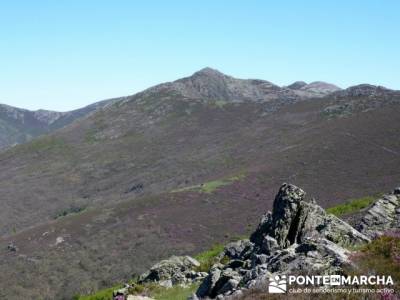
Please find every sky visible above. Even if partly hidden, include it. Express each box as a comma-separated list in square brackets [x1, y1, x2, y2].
[0, 1, 399, 111]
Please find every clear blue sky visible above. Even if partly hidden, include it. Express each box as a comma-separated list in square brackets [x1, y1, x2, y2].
[0, 1, 399, 111]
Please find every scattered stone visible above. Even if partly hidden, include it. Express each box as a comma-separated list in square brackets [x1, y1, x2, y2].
[7, 242, 18, 252]
[394, 187, 400, 195]
[196, 267, 222, 298]
[55, 236, 65, 246]
[113, 284, 131, 298]
[125, 183, 144, 194]
[139, 255, 203, 286]
[223, 240, 254, 260]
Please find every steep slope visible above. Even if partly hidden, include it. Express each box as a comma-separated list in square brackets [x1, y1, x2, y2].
[0, 98, 117, 150]
[0, 69, 400, 299]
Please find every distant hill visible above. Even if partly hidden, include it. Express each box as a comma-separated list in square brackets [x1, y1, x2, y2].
[0, 98, 119, 150]
[0, 68, 399, 299]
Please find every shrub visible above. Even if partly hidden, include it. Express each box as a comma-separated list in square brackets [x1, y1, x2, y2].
[348, 233, 400, 297]
[194, 244, 225, 272]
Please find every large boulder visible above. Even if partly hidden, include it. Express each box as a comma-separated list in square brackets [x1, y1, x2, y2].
[196, 265, 242, 299]
[223, 240, 254, 260]
[252, 183, 369, 248]
[139, 255, 204, 287]
[356, 188, 400, 238]
[266, 237, 351, 275]
[269, 183, 307, 247]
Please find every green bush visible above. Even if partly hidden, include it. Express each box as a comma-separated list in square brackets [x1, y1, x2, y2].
[76, 285, 120, 300]
[194, 244, 225, 272]
[54, 205, 86, 219]
[152, 284, 199, 300]
[171, 173, 246, 194]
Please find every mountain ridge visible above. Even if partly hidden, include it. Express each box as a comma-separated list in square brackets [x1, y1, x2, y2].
[2, 68, 398, 151]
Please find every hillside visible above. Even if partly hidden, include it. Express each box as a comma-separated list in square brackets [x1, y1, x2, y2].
[0, 68, 400, 299]
[0, 98, 118, 150]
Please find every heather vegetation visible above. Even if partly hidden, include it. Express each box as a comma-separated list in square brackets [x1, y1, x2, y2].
[352, 232, 400, 290]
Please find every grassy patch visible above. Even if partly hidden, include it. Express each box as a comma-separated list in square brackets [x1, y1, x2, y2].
[326, 195, 376, 217]
[213, 100, 229, 109]
[194, 244, 225, 272]
[152, 284, 199, 300]
[75, 285, 120, 300]
[76, 241, 234, 299]
[172, 173, 245, 194]
[76, 283, 199, 300]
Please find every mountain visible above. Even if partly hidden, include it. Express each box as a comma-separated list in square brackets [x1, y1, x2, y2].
[146, 68, 341, 103]
[0, 68, 399, 299]
[287, 80, 341, 97]
[0, 98, 118, 150]
[0, 68, 342, 151]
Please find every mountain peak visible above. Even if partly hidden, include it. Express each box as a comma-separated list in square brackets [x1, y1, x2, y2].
[305, 81, 341, 92]
[287, 81, 307, 90]
[286, 80, 341, 97]
[191, 67, 227, 78]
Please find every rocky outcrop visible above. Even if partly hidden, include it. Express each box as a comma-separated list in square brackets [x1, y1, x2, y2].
[356, 188, 400, 238]
[287, 81, 341, 97]
[194, 183, 370, 299]
[138, 255, 206, 288]
[323, 84, 400, 117]
[333, 84, 398, 98]
[122, 183, 400, 300]
[251, 183, 370, 248]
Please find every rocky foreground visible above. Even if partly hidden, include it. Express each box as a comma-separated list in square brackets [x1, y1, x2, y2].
[116, 183, 400, 299]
